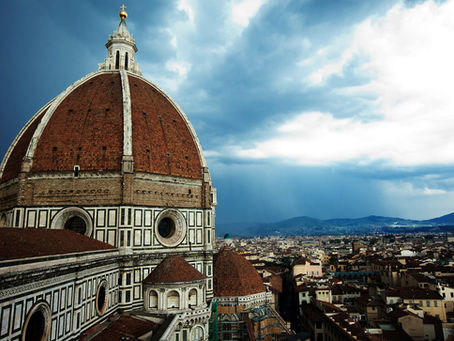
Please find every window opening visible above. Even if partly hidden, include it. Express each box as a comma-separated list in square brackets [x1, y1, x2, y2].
[121, 208, 125, 225]
[125, 52, 129, 70]
[115, 51, 120, 69]
[64, 216, 86, 235]
[74, 165, 80, 177]
[15, 210, 20, 226]
[120, 231, 124, 247]
[96, 282, 108, 315]
[158, 217, 175, 238]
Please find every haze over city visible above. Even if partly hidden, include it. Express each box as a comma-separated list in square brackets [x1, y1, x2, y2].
[2, 0, 454, 226]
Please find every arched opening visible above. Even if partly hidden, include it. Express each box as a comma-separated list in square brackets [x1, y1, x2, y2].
[115, 50, 120, 69]
[149, 290, 158, 309]
[22, 302, 51, 341]
[96, 281, 108, 315]
[64, 216, 87, 235]
[191, 326, 204, 341]
[188, 288, 197, 307]
[125, 52, 129, 70]
[167, 290, 179, 309]
[158, 217, 175, 238]
[25, 310, 45, 341]
[0, 213, 7, 227]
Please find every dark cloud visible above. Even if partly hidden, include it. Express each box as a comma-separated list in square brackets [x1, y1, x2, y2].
[2, 0, 453, 227]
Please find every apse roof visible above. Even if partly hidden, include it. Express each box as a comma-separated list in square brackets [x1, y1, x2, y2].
[143, 255, 207, 284]
[213, 247, 265, 297]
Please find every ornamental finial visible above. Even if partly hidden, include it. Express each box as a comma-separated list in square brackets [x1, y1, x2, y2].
[119, 4, 127, 19]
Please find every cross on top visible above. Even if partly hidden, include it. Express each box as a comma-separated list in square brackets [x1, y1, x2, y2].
[120, 4, 127, 11]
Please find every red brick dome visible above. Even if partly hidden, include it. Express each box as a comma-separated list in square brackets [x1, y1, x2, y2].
[0, 71, 204, 183]
[143, 255, 207, 284]
[213, 247, 265, 297]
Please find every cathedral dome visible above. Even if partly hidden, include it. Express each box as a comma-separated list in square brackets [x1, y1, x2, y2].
[213, 247, 265, 297]
[0, 71, 204, 182]
[0, 12, 215, 213]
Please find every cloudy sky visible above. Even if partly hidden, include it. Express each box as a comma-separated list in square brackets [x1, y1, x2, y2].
[2, 0, 454, 228]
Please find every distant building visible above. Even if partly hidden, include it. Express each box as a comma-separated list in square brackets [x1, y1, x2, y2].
[293, 256, 323, 278]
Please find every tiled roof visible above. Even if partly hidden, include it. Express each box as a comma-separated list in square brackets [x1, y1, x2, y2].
[0, 228, 115, 261]
[386, 287, 443, 300]
[214, 247, 265, 297]
[143, 255, 206, 284]
[87, 315, 160, 341]
[263, 274, 283, 293]
[294, 256, 310, 265]
[32, 73, 124, 172]
[128, 75, 202, 179]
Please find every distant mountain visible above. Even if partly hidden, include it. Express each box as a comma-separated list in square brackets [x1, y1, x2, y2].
[216, 212, 454, 237]
[425, 212, 454, 225]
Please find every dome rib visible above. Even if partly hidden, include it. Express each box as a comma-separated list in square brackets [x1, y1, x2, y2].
[129, 74, 203, 178]
[0, 105, 49, 183]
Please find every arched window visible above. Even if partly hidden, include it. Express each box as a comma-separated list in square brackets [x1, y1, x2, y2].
[125, 52, 129, 70]
[0, 213, 7, 227]
[149, 290, 158, 309]
[191, 326, 204, 341]
[95, 281, 108, 315]
[115, 51, 120, 69]
[167, 290, 179, 309]
[188, 288, 197, 307]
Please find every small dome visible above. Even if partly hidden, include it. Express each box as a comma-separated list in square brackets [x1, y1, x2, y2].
[143, 255, 207, 284]
[213, 247, 265, 297]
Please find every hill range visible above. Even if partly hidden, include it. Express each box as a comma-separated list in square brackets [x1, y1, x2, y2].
[216, 212, 454, 237]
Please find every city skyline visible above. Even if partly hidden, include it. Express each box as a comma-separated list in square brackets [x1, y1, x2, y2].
[2, 0, 454, 225]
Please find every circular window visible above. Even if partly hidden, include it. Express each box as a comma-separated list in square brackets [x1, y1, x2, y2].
[155, 209, 186, 247]
[64, 216, 87, 235]
[158, 217, 175, 238]
[50, 207, 92, 236]
[96, 281, 108, 315]
[22, 302, 51, 341]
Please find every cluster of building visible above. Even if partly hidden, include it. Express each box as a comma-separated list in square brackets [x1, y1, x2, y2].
[227, 234, 454, 341]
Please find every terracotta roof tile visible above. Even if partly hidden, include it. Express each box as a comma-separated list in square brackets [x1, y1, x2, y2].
[213, 247, 265, 297]
[32, 73, 124, 172]
[143, 255, 206, 284]
[0, 228, 115, 261]
[129, 75, 202, 179]
[88, 315, 159, 341]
